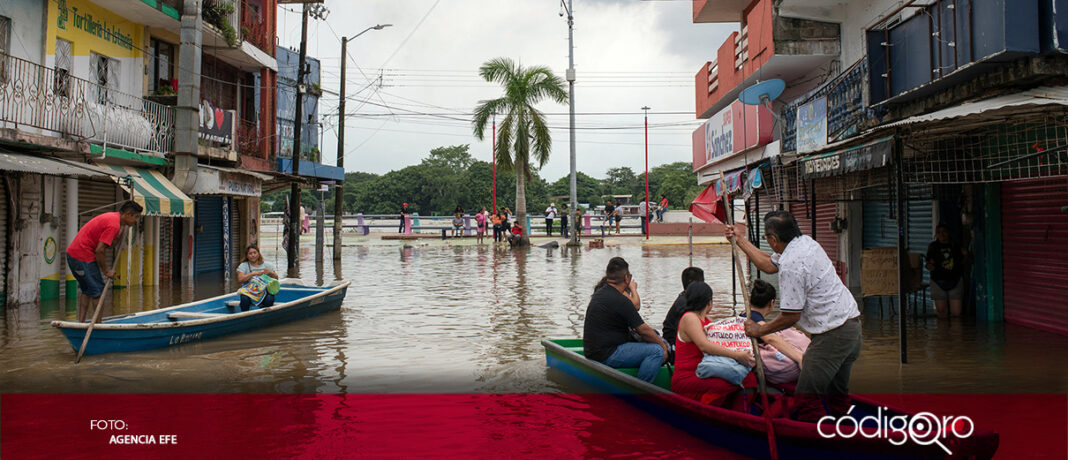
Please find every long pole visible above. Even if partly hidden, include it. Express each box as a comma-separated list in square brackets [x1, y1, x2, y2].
[288, 4, 309, 277]
[566, 0, 579, 246]
[719, 179, 778, 460]
[643, 106, 650, 239]
[895, 138, 908, 364]
[333, 37, 348, 261]
[492, 115, 497, 213]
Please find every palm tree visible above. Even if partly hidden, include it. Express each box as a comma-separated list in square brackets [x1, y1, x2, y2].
[472, 58, 567, 247]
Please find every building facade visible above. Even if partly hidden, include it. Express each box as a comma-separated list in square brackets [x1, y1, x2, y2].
[691, 0, 1068, 336]
[0, 0, 280, 307]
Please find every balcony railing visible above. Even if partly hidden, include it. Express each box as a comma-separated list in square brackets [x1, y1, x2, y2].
[241, 0, 273, 55]
[237, 119, 268, 159]
[0, 52, 175, 156]
[782, 57, 875, 152]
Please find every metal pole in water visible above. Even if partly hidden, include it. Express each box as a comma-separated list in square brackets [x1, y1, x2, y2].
[688, 217, 693, 267]
[316, 189, 325, 265]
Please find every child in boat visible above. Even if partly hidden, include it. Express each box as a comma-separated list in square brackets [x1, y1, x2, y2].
[671, 282, 757, 405]
[236, 245, 278, 312]
[747, 280, 809, 384]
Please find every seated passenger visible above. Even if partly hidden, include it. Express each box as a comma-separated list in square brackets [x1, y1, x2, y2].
[507, 224, 524, 247]
[662, 266, 705, 364]
[583, 257, 668, 383]
[671, 281, 756, 405]
[236, 245, 278, 312]
[747, 280, 809, 384]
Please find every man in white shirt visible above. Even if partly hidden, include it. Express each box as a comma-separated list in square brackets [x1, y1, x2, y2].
[637, 200, 649, 235]
[726, 210, 861, 421]
[545, 203, 557, 237]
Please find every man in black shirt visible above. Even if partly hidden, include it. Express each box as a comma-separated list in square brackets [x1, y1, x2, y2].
[661, 266, 705, 364]
[583, 257, 668, 383]
[926, 223, 966, 318]
[398, 202, 410, 233]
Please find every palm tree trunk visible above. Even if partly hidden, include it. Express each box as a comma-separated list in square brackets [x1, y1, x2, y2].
[515, 157, 530, 246]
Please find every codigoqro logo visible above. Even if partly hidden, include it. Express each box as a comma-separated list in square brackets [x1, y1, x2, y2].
[817, 406, 974, 455]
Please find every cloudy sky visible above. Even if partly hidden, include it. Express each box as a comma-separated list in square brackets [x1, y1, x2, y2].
[276, 0, 736, 181]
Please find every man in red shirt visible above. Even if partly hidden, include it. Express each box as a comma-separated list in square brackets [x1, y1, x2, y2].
[66, 201, 143, 322]
[507, 224, 524, 247]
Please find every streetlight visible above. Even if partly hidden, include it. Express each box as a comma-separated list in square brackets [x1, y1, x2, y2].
[560, 0, 579, 246]
[642, 105, 650, 239]
[334, 23, 392, 261]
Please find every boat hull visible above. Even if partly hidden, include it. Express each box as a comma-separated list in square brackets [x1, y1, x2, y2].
[53, 283, 348, 355]
[543, 338, 998, 460]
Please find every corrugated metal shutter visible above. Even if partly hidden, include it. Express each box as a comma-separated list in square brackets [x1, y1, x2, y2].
[159, 216, 172, 282]
[790, 201, 839, 264]
[230, 198, 241, 271]
[749, 192, 779, 293]
[78, 180, 119, 269]
[194, 196, 224, 275]
[1002, 178, 1068, 336]
[863, 186, 935, 310]
[0, 181, 7, 304]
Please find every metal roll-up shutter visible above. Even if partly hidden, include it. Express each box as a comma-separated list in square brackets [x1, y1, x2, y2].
[78, 179, 120, 269]
[230, 198, 241, 272]
[194, 196, 224, 275]
[159, 216, 172, 282]
[789, 201, 838, 264]
[1002, 179, 1068, 336]
[862, 186, 935, 310]
[0, 181, 8, 305]
[749, 191, 779, 293]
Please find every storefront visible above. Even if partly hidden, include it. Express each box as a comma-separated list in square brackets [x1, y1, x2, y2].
[188, 165, 267, 280]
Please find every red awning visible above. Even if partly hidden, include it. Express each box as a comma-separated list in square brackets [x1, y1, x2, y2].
[689, 182, 727, 224]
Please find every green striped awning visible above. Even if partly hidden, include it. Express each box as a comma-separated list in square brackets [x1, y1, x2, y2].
[100, 164, 194, 217]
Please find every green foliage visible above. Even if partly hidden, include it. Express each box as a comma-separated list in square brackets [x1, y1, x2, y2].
[547, 172, 604, 206]
[203, 1, 238, 47]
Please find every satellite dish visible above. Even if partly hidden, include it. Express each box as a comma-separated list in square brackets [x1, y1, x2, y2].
[738, 79, 785, 106]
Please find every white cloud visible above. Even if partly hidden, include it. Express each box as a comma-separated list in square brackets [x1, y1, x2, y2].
[278, 0, 736, 180]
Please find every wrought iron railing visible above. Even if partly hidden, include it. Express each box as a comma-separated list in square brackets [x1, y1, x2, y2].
[0, 52, 175, 156]
[781, 57, 876, 152]
[237, 119, 268, 159]
[241, 0, 273, 55]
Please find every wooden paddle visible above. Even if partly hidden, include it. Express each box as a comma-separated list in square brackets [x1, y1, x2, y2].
[719, 172, 778, 460]
[75, 227, 128, 364]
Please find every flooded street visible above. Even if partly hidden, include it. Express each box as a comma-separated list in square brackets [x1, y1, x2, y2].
[2, 242, 1067, 395]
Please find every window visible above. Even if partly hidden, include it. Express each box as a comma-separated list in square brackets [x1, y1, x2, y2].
[149, 38, 175, 95]
[90, 51, 119, 103]
[0, 16, 11, 82]
[54, 38, 72, 97]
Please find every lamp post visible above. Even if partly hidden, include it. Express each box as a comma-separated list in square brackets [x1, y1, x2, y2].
[643, 105, 650, 239]
[492, 114, 496, 214]
[561, 0, 579, 246]
[335, 24, 392, 260]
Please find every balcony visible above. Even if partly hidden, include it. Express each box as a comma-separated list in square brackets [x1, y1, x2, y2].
[781, 57, 877, 153]
[0, 52, 174, 160]
[90, 0, 183, 28]
[867, 0, 1042, 106]
[695, 0, 840, 119]
[693, 0, 751, 23]
[203, 0, 277, 72]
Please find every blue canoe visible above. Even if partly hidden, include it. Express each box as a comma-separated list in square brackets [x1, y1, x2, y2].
[543, 338, 998, 460]
[51, 280, 350, 355]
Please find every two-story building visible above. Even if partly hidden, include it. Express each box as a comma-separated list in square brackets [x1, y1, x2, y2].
[690, 0, 1068, 336]
[0, 0, 280, 307]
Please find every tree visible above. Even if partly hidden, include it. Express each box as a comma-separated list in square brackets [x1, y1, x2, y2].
[472, 58, 567, 246]
[604, 166, 639, 198]
[548, 172, 602, 206]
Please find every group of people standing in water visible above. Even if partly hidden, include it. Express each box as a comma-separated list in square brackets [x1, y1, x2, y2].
[583, 210, 862, 421]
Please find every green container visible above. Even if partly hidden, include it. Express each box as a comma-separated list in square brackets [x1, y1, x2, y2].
[261, 276, 281, 295]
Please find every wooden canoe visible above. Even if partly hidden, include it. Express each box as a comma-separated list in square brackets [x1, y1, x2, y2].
[52, 280, 349, 355]
[543, 338, 998, 460]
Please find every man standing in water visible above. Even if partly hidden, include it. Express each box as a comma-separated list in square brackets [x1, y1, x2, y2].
[726, 211, 861, 421]
[65, 201, 143, 322]
[398, 202, 410, 233]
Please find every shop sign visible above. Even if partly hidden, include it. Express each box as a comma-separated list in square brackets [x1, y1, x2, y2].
[796, 97, 828, 154]
[49, 0, 142, 58]
[801, 136, 893, 178]
[704, 104, 734, 165]
[199, 100, 235, 146]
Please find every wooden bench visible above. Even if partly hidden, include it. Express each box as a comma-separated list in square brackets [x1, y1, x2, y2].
[167, 312, 226, 320]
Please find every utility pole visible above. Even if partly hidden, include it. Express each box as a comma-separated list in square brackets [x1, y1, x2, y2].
[334, 36, 348, 261]
[643, 105, 650, 240]
[287, 4, 309, 277]
[335, 24, 388, 260]
[562, 0, 579, 246]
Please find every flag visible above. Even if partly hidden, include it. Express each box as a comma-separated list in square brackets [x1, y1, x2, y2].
[689, 181, 728, 224]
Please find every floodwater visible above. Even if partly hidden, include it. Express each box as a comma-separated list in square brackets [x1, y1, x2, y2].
[2, 242, 1068, 395]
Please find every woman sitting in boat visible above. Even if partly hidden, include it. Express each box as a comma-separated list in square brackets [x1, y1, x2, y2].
[671, 281, 757, 405]
[747, 279, 809, 385]
[236, 245, 279, 312]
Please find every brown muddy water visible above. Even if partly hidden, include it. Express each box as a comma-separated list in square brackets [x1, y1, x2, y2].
[1, 243, 1066, 394]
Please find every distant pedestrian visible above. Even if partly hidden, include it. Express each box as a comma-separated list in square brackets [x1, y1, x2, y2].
[300, 205, 310, 234]
[545, 203, 557, 236]
[657, 195, 668, 223]
[561, 204, 570, 238]
[399, 202, 410, 233]
[475, 207, 488, 244]
[637, 200, 649, 235]
[492, 209, 504, 243]
[452, 211, 464, 238]
[66, 200, 143, 323]
[508, 223, 524, 247]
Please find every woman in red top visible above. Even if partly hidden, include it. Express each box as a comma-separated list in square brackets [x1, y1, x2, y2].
[671, 281, 756, 405]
